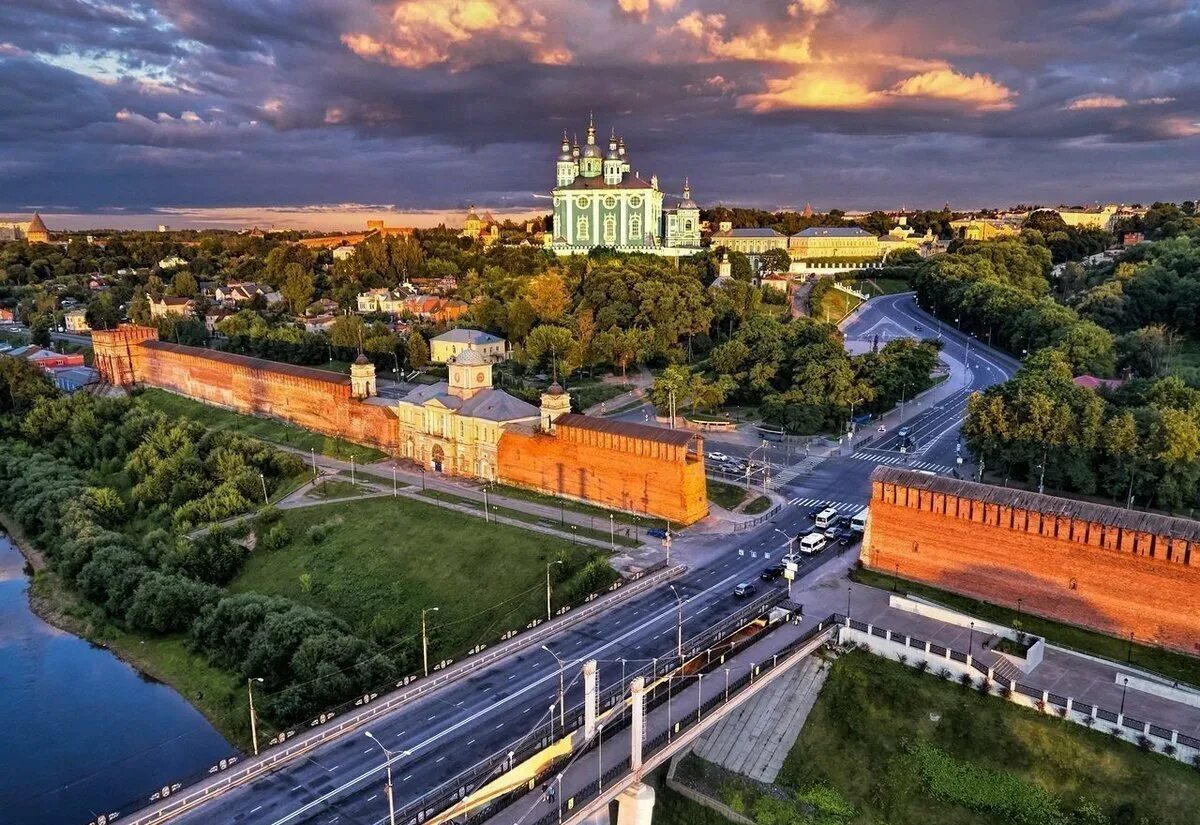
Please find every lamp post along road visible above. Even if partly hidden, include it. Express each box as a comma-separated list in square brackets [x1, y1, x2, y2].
[364, 731, 409, 825]
[669, 585, 684, 661]
[247, 677, 264, 756]
[542, 645, 566, 732]
[421, 606, 440, 677]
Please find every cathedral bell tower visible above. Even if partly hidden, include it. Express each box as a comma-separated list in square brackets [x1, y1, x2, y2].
[540, 381, 572, 432]
[557, 131, 577, 187]
[448, 348, 492, 401]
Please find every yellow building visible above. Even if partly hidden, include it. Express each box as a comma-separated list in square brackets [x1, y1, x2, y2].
[709, 227, 788, 256]
[460, 206, 501, 247]
[430, 328, 507, 364]
[877, 224, 938, 258]
[788, 227, 880, 260]
[64, 309, 90, 332]
[949, 218, 1021, 241]
[148, 296, 195, 319]
[1054, 205, 1118, 230]
[393, 349, 542, 479]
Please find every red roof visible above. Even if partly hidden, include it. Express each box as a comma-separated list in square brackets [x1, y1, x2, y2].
[1073, 374, 1124, 391]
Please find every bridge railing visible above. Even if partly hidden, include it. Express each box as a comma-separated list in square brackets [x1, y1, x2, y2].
[471, 613, 842, 825]
[389, 591, 788, 825]
[101, 562, 681, 825]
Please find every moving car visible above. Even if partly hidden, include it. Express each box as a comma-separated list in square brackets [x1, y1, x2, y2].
[839, 533, 860, 547]
[807, 509, 820, 520]
[707, 451, 730, 463]
[815, 507, 839, 529]
[647, 528, 668, 539]
[760, 563, 785, 581]
[824, 525, 843, 540]
[733, 582, 757, 597]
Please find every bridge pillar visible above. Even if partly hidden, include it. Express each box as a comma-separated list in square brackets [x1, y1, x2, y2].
[615, 782, 656, 825]
[584, 659, 598, 740]
[630, 676, 646, 775]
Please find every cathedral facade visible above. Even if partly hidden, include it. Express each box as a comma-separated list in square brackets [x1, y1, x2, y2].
[547, 118, 700, 257]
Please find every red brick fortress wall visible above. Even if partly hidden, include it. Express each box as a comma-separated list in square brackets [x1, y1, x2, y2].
[497, 416, 709, 526]
[863, 467, 1200, 655]
[91, 326, 398, 454]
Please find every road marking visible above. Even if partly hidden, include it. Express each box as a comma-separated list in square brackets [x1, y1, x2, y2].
[291, 785, 303, 792]
[467, 739, 475, 745]
[367, 795, 377, 803]
[402, 775, 412, 782]
[427, 715, 437, 720]
[436, 756, 447, 763]
[266, 562, 761, 825]
[251, 806, 262, 814]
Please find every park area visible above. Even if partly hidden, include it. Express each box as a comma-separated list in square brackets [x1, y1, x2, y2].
[660, 649, 1200, 825]
[135, 387, 386, 461]
[228, 496, 617, 666]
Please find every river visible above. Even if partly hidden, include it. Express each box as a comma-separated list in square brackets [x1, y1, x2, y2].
[0, 535, 231, 825]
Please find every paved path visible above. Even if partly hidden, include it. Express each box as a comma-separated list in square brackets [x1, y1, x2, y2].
[691, 654, 829, 782]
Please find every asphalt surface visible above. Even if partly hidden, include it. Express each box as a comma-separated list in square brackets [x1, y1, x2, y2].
[117, 292, 1020, 825]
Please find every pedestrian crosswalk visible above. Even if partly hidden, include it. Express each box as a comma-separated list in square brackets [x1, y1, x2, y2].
[850, 452, 953, 474]
[769, 457, 819, 488]
[785, 496, 869, 516]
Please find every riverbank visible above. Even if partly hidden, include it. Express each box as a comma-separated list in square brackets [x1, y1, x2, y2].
[1, 512, 251, 748]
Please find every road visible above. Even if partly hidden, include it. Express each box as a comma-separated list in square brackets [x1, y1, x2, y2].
[110, 293, 1019, 825]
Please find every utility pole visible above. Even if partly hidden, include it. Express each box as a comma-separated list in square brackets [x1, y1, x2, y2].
[421, 606, 440, 677]
[542, 645, 566, 732]
[669, 585, 684, 661]
[546, 559, 563, 620]
[247, 677, 264, 756]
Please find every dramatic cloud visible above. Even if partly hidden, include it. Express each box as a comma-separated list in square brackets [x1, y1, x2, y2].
[0, 0, 1197, 222]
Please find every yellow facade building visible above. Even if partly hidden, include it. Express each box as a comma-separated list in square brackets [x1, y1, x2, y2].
[393, 349, 542, 479]
[709, 227, 789, 256]
[460, 206, 501, 247]
[430, 328, 507, 364]
[949, 218, 1022, 241]
[788, 227, 880, 260]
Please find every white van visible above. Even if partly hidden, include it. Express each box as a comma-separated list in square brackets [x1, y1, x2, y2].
[851, 511, 868, 534]
[799, 533, 827, 555]
[814, 507, 839, 529]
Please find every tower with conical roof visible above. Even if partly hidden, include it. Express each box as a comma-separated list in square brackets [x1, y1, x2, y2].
[350, 353, 377, 399]
[25, 212, 51, 244]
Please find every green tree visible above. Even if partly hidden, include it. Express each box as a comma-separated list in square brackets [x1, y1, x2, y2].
[406, 330, 429, 370]
[281, 263, 315, 315]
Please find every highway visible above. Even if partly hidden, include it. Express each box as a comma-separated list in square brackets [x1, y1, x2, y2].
[110, 292, 1019, 825]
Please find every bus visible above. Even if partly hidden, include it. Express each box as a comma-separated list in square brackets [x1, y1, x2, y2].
[851, 510, 868, 534]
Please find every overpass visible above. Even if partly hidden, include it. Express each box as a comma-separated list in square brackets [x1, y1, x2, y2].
[443, 609, 844, 825]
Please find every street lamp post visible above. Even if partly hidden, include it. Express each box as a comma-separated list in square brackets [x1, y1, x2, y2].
[392, 464, 397, 497]
[421, 606, 440, 677]
[310, 448, 318, 479]
[846, 586, 852, 625]
[364, 731, 408, 825]
[669, 585, 684, 662]
[546, 559, 564, 621]
[541, 645, 566, 732]
[609, 513, 615, 550]
[1119, 676, 1130, 717]
[597, 722, 604, 792]
[247, 677, 264, 756]
[968, 621, 975, 661]
[259, 473, 269, 506]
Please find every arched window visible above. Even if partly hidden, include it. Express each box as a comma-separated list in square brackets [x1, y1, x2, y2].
[576, 216, 589, 242]
[603, 215, 616, 244]
[684, 220, 693, 231]
[629, 215, 642, 242]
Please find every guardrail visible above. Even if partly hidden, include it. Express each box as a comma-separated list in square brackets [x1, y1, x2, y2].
[484, 613, 842, 825]
[389, 591, 788, 825]
[105, 562, 684, 825]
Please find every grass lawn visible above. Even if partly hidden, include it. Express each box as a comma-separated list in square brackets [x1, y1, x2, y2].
[743, 495, 772, 515]
[416, 489, 642, 548]
[812, 288, 863, 323]
[853, 568, 1200, 687]
[777, 650, 1200, 825]
[491, 483, 649, 527]
[567, 381, 631, 410]
[305, 479, 370, 500]
[707, 480, 748, 511]
[863, 277, 913, 296]
[136, 387, 387, 462]
[228, 496, 615, 664]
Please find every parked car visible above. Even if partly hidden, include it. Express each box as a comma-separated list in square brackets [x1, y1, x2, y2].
[781, 552, 800, 565]
[707, 451, 730, 463]
[647, 527, 668, 539]
[733, 582, 757, 597]
[760, 563, 785, 581]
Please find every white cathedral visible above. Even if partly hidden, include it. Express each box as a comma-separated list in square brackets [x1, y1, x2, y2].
[545, 117, 701, 257]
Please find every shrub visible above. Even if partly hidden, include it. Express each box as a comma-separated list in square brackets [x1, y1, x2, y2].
[1164, 743, 1177, 757]
[915, 659, 928, 673]
[999, 685, 1012, 699]
[1137, 735, 1153, 752]
[939, 667, 953, 680]
[306, 523, 328, 544]
[258, 523, 292, 553]
[976, 678, 991, 696]
[162, 529, 248, 585]
[959, 673, 974, 689]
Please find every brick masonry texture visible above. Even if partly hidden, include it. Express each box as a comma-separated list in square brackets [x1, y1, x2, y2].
[863, 471, 1200, 655]
[92, 326, 708, 525]
[92, 326, 398, 453]
[498, 420, 709, 526]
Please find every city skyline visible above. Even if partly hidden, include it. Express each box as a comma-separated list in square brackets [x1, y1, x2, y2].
[1, 0, 1199, 223]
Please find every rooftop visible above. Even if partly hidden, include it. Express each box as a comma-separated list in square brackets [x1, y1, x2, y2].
[872, 466, 1200, 542]
[555, 413, 698, 447]
[792, 227, 873, 238]
[712, 228, 787, 238]
[433, 328, 504, 345]
[142, 340, 351, 386]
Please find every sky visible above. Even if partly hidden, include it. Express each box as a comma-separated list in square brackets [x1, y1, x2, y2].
[1, 0, 1198, 230]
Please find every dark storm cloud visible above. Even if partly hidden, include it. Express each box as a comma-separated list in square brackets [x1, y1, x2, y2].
[0, 0, 1197, 218]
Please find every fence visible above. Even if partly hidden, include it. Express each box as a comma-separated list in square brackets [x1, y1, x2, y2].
[103, 562, 682, 825]
[839, 617, 1200, 767]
